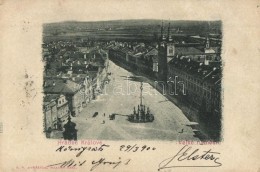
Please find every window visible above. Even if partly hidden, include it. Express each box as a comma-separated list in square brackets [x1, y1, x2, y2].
[169, 47, 173, 54]
[206, 55, 212, 60]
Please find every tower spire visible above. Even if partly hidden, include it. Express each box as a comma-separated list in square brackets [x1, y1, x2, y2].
[168, 22, 170, 38]
[168, 22, 173, 42]
[161, 21, 164, 38]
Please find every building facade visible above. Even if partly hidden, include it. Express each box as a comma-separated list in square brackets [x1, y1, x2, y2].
[167, 58, 221, 115]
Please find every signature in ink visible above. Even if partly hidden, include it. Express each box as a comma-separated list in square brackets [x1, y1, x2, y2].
[158, 145, 222, 171]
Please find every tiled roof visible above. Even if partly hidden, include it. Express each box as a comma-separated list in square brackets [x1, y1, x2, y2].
[144, 48, 158, 56]
[44, 94, 60, 102]
[168, 58, 222, 85]
[44, 79, 82, 94]
[175, 47, 203, 55]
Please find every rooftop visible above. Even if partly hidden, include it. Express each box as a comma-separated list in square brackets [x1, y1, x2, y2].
[175, 47, 204, 55]
[44, 79, 82, 94]
[44, 94, 60, 103]
[168, 58, 222, 86]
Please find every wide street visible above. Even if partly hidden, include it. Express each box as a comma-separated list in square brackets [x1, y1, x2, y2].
[73, 60, 199, 141]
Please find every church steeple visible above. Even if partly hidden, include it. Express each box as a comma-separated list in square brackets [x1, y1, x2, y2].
[160, 21, 164, 39]
[167, 22, 170, 38]
[204, 35, 215, 54]
[168, 22, 173, 42]
[160, 21, 166, 40]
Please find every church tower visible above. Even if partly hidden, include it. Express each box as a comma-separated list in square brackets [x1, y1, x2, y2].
[166, 22, 175, 59]
[204, 35, 216, 65]
[158, 22, 168, 83]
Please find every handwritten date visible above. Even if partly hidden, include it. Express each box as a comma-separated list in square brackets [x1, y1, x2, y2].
[120, 144, 156, 152]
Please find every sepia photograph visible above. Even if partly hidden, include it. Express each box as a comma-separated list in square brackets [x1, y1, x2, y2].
[42, 20, 222, 142]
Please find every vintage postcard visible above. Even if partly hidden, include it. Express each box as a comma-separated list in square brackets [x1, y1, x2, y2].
[0, 0, 259, 172]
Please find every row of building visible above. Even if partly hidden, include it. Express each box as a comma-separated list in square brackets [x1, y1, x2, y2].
[108, 43, 159, 78]
[43, 94, 69, 132]
[42, 40, 109, 133]
[167, 58, 221, 114]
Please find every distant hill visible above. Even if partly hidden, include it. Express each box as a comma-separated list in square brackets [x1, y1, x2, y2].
[44, 19, 221, 30]
[43, 19, 222, 42]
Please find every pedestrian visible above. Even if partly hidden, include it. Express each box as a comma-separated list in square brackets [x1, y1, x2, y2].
[104, 113, 105, 117]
